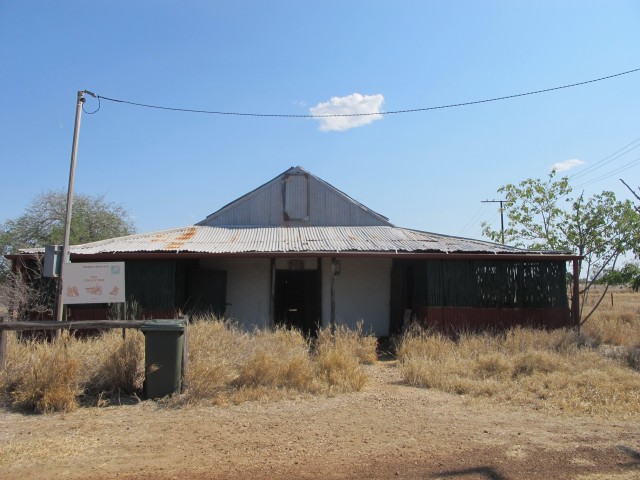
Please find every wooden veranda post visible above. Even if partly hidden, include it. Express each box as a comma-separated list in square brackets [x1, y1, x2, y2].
[330, 257, 337, 332]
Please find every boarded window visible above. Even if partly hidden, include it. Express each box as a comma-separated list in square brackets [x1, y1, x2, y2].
[283, 174, 309, 221]
[420, 259, 568, 309]
[125, 260, 176, 309]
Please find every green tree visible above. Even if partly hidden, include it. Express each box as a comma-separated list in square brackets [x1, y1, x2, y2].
[597, 263, 640, 286]
[0, 191, 135, 317]
[1, 191, 135, 276]
[620, 179, 640, 291]
[481, 171, 640, 324]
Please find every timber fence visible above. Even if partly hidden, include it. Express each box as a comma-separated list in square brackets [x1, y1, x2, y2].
[0, 318, 187, 387]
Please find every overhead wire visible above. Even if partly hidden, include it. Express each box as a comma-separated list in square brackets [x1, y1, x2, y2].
[573, 155, 640, 189]
[568, 136, 640, 181]
[458, 203, 489, 236]
[92, 67, 640, 118]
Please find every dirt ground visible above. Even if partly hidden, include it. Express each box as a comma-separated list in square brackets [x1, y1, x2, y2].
[1, 359, 639, 480]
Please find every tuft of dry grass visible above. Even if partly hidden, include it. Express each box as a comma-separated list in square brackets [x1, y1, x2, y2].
[174, 316, 376, 405]
[313, 324, 376, 394]
[84, 330, 145, 397]
[1, 333, 82, 413]
[398, 326, 640, 416]
[0, 330, 145, 413]
[236, 327, 315, 390]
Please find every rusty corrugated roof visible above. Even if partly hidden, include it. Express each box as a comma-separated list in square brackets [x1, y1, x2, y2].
[45, 225, 568, 256]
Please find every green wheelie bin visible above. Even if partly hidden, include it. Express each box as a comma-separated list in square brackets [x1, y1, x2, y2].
[141, 320, 185, 399]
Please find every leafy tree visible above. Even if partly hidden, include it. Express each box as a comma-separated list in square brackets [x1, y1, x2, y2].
[596, 263, 640, 286]
[482, 171, 640, 324]
[0, 191, 135, 278]
[0, 191, 135, 317]
[620, 179, 640, 290]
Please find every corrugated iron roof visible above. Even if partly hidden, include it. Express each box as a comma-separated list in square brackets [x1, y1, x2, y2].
[47, 225, 569, 256]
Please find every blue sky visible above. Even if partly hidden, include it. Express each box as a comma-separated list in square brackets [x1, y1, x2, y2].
[1, 1, 639, 241]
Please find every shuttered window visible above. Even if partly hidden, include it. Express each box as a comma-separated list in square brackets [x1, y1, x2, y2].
[284, 173, 309, 221]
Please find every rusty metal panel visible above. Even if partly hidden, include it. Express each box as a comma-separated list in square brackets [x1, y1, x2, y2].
[415, 306, 572, 334]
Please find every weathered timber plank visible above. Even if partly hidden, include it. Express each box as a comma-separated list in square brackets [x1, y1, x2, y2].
[0, 319, 158, 331]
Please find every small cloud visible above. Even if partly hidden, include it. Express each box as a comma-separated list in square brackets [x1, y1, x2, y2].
[551, 159, 584, 172]
[294, 100, 307, 108]
[310, 93, 384, 132]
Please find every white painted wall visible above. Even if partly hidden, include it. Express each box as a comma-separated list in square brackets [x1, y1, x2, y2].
[199, 258, 271, 329]
[200, 256, 391, 337]
[322, 257, 392, 337]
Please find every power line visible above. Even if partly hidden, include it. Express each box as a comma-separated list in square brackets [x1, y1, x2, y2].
[569, 135, 640, 181]
[573, 155, 640, 189]
[481, 200, 508, 244]
[458, 203, 489, 236]
[92, 67, 640, 118]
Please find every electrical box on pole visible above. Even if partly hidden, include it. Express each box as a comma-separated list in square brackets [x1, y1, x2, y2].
[44, 245, 63, 278]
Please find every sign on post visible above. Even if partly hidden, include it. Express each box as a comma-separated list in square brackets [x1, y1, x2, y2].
[63, 262, 125, 304]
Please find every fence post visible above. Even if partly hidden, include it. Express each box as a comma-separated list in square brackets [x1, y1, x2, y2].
[181, 316, 188, 393]
[0, 316, 7, 369]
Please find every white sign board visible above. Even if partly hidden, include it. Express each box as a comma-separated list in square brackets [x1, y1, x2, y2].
[63, 262, 125, 304]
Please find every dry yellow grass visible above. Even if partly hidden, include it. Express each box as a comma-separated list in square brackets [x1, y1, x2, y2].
[582, 290, 640, 346]
[398, 326, 640, 416]
[0, 330, 145, 413]
[1, 318, 376, 412]
[5, 334, 82, 413]
[313, 324, 376, 394]
[179, 318, 376, 404]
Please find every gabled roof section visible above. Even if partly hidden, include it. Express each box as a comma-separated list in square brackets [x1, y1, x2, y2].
[197, 166, 393, 227]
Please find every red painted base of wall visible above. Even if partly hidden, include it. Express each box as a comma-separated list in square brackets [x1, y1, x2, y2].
[414, 306, 573, 335]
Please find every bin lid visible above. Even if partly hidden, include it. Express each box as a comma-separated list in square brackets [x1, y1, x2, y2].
[141, 319, 185, 332]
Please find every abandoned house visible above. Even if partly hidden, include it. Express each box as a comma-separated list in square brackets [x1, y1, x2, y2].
[8, 166, 581, 336]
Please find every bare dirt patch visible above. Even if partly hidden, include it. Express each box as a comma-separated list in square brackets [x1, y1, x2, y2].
[2, 360, 639, 480]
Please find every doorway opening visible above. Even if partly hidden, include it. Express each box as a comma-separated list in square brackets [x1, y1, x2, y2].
[274, 269, 321, 336]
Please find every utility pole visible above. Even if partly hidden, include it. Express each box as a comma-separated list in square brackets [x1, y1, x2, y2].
[55, 90, 96, 324]
[482, 199, 507, 244]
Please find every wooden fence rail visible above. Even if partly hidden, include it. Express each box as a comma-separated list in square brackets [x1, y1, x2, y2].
[0, 318, 186, 378]
[0, 319, 149, 331]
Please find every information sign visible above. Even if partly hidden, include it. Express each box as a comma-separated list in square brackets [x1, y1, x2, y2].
[63, 262, 125, 304]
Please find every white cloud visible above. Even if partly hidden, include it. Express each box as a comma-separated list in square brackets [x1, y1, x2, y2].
[309, 93, 384, 132]
[551, 158, 584, 172]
